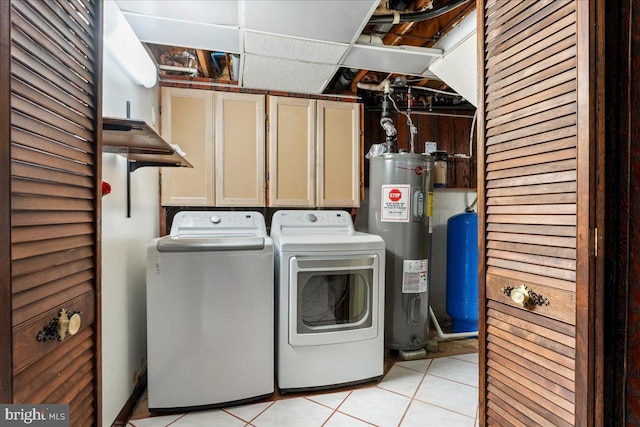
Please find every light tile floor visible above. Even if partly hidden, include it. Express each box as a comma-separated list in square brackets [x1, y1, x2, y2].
[128, 353, 479, 427]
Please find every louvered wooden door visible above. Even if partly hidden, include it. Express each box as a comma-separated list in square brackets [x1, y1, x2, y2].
[478, 1, 599, 426]
[1, 0, 102, 425]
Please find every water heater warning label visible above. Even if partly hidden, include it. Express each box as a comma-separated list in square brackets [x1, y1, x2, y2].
[381, 185, 410, 222]
[402, 259, 428, 293]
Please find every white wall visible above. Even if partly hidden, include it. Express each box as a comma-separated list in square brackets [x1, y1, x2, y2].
[101, 51, 159, 426]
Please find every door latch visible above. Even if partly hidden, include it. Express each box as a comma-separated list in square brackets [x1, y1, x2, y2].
[36, 308, 83, 342]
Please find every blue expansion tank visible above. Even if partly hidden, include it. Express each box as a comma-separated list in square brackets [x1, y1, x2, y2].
[446, 211, 478, 333]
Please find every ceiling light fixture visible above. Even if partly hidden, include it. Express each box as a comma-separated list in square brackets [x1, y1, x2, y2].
[103, 0, 157, 88]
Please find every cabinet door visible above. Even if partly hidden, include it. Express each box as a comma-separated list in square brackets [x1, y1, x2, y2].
[267, 96, 316, 207]
[316, 100, 361, 207]
[215, 92, 266, 206]
[161, 87, 214, 206]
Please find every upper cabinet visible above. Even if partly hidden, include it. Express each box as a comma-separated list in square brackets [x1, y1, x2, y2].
[267, 97, 361, 208]
[316, 100, 361, 207]
[215, 92, 266, 207]
[159, 89, 361, 208]
[160, 89, 265, 207]
[268, 97, 316, 207]
[160, 87, 214, 206]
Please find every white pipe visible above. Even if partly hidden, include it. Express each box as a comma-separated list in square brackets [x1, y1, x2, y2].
[357, 78, 391, 92]
[159, 64, 198, 75]
[429, 306, 478, 340]
[356, 34, 385, 45]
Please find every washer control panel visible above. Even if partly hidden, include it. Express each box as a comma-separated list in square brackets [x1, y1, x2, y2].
[170, 211, 266, 237]
[271, 210, 354, 235]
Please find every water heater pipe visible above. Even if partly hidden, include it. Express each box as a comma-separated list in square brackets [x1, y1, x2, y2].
[429, 306, 478, 340]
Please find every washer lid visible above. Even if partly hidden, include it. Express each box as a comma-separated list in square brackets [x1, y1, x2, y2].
[156, 236, 266, 252]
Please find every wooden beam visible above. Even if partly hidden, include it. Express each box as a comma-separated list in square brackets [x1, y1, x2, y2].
[382, 0, 434, 46]
[350, 69, 371, 93]
[196, 50, 211, 78]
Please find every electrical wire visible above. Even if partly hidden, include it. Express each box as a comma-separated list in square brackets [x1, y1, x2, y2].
[388, 94, 416, 152]
[409, 85, 461, 97]
[469, 109, 477, 157]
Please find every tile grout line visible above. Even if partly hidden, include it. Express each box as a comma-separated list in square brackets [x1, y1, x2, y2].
[319, 390, 352, 427]
[162, 413, 187, 427]
[424, 371, 479, 388]
[396, 356, 477, 425]
[242, 400, 277, 425]
[375, 360, 432, 400]
[326, 390, 380, 427]
[410, 396, 477, 420]
[332, 411, 380, 426]
[447, 356, 479, 365]
[395, 361, 431, 427]
[222, 405, 268, 425]
[127, 412, 186, 427]
[414, 358, 478, 421]
[394, 360, 433, 375]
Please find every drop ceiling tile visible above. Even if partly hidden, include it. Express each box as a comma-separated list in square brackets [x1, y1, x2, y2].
[115, 0, 240, 26]
[242, 54, 336, 94]
[123, 12, 240, 53]
[343, 44, 442, 75]
[243, 31, 348, 64]
[242, 0, 379, 44]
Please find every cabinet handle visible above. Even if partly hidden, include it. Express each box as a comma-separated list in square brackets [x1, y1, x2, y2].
[36, 309, 83, 342]
[501, 285, 549, 308]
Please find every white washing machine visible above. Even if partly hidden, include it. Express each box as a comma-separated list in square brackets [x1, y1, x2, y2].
[146, 211, 274, 412]
[271, 210, 385, 392]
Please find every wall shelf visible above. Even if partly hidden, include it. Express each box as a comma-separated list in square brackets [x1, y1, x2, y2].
[103, 117, 192, 165]
[102, 117, 193, 217]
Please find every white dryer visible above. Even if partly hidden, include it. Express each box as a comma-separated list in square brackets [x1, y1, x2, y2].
[146, 211, 273, 412]
[271, 210, 385, 392]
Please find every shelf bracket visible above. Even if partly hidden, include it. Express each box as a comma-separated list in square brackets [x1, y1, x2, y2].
[126, 101, 133, 218]
[127, 160, 132, 218]
[126, 160, 185, 218]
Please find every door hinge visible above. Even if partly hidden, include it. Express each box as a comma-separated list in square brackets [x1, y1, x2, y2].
[594, 227, 598, 258]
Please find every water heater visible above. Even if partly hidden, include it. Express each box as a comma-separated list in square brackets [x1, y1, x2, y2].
[368, 153, 434, 350]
